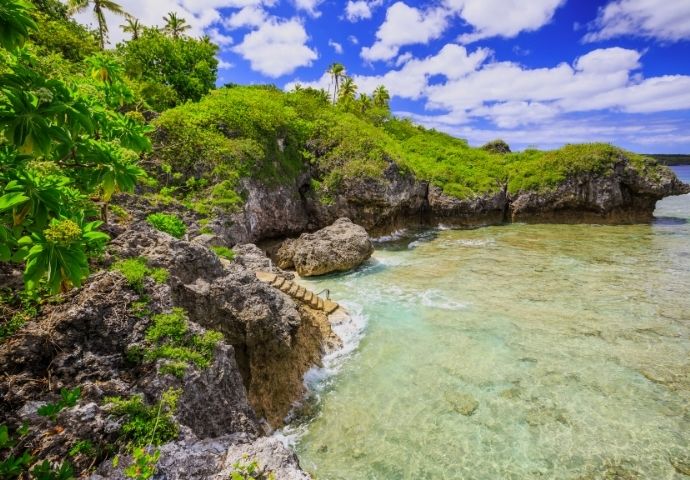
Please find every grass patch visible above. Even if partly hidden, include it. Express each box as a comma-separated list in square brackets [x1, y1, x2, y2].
[105, 388, 180, 447]
[112, 258, 169, 293]
[146, 213, 186, 239]
[211, 246, 234, 261]
[141, 308, 223, 377]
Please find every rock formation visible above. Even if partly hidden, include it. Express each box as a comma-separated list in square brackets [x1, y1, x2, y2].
[276, 218, 374, 276]
[0, 225, 340, 478]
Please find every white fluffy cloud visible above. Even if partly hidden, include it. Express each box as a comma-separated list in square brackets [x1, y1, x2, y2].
[360, 0, 565, 62]
[291, 43, 690, 139]
[328, 39, 343, 54]
[402, 115, 690, 150]
[345, 0, 383, 22]
[584, 0, 690, 42]
[445, 0, 565, 43]
[224, 6, 268, 28]
[207, 28, 233, 47]
[361, 2, 449, 62]
[72, 0, 275, 46]
[292, 0, 324, 17]
[233, 18, 318, 77]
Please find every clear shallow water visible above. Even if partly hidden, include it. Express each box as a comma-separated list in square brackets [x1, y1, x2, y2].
[294, 166, 690, 479]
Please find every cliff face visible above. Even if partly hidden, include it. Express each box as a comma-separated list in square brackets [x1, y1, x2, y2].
[509, 160, 690, 222]
[0, 226, 333, 478]
[213, 157, 689, 245]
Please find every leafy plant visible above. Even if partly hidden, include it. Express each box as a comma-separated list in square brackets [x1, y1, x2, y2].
[37, 387, 81, 421]
[123, 447, 159, 480]
[105, 388, 180, 447]
[229, 455, 276, 480]
[68, 440, 95, 458]
[0, 0, 148, 294]
[0, 423, 75, 479]
[146, 213, 186, 238]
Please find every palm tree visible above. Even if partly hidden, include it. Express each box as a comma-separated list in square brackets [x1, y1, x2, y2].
[120, 16, 141, 40]
[69, 0, 127, 49]
[338, 76, 357, 104]
[163, 12, 191, 39]
[327, 62, 345, 104]
[372, 85, 390, 108]
[357, 94, 372, 113]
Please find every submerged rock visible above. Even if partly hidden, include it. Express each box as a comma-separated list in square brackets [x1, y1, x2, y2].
[445, 392, 479, 416]
[276, 218, 374, 277]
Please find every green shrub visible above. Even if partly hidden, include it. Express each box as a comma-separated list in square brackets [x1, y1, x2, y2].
[142, 308, 224, 377]
[111, 258, 169, 293]
[229, 455, 276, 480]
[146, 213, 186, 239]
[105, 389, 180, 447]
[481, 139, 511, 154]
[211, 246, 234, 261]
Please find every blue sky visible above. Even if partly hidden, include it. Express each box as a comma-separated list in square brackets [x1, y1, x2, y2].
[76, 0, 690, 152]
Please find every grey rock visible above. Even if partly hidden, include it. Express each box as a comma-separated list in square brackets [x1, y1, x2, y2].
[276, 218, 374, 276]
[218, 437, 312, 480]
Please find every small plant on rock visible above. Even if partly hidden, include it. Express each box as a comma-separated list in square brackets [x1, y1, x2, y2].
[146, 213, 186, 239]
[229, 455, 276, 480]
[111, 258, 169, 293]
[37, 387, 81, 422]
[123, 447, 160, 480]
[141, 307, 223, 377]
[211, 246, 234, 261]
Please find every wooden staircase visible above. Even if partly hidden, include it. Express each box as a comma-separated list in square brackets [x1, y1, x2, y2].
[255, 272, 340, 314]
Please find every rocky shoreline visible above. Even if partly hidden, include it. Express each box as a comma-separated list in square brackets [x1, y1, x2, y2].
[1, 160, 688, 479]
[212, 157, 690, 246]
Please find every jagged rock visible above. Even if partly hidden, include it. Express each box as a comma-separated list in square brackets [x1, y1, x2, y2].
[2, 225, 336, 478]
[510, 161, 690, 222]
[276, 218, 374, 276]
[233, 243, 294, 279]
[427, 186, 507, 225]
[219, 437, 311, 480]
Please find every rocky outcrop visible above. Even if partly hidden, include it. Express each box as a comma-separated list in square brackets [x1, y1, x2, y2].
[276, 218, 374, 276]
[509, 161, 690, 222]
[0, 225, 340, 478]
[201, 157, 688, 247]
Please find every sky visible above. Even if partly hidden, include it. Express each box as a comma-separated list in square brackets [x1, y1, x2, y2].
[72, 0, 690, 153]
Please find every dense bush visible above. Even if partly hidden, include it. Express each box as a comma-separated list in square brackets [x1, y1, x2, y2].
[119, 28, 218, 110]
[0, 0, 149, 293]
[481, 139, 511, 154]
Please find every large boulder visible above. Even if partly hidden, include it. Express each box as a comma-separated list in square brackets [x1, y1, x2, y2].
[276, 218, 374, 276]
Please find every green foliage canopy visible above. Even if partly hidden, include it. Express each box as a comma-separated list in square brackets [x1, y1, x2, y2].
[0, 0, 149, 293]
[119, 28, 218, 110]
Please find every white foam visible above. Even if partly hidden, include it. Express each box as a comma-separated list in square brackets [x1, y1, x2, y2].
[372, 228, 408, 242]
[420, 289, 468, 310]
[273, 301, 369, 447]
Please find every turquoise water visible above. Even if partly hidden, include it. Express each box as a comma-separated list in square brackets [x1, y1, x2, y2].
[293, 167, 690, 479]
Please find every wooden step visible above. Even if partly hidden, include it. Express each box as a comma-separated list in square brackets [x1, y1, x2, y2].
[324, 300, 339, 314]
[256, 272, 277, 283]
[303, 291, 313, 303]
[279, 281, 292, 292]
[287, 283, 299, 296]
[316, 297, 324, 310]
[295, 286, 306, 299]
[309, 295, 320, 309]
[272, 277, 286, 288]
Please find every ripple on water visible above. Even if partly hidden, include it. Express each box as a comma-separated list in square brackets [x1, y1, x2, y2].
[291, 189, 690, 480]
